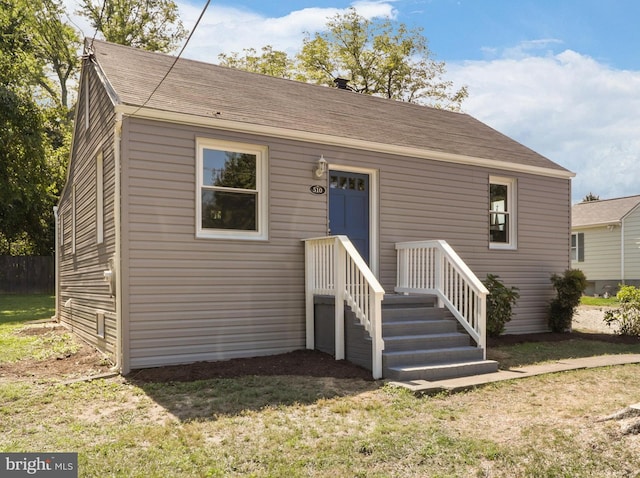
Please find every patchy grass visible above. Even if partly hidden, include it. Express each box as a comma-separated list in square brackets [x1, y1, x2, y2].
[489, 339, 640, 369]
[3, 294, 640, 476]
[580, 296, 619, 307]
[2, 368, 640, 477]
[0, 294, 63, 363]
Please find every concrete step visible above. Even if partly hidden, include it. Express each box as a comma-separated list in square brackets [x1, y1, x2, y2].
[385, 359, 499, 382]
[383, 294, 436, 308]
[383, 306, 453, 322]
[383, 332, 470, 352]
[383, 319, 457, 336]
[383, 345, 484, 367]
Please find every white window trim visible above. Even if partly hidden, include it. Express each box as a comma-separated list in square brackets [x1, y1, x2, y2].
[196, 138, 268, 240]
[489, 176, 517, 250]
[571, 232, 584, 262]
[84, 74, 90, 132]
[96, 151, 104, 244]
[72, 185, 77, 254]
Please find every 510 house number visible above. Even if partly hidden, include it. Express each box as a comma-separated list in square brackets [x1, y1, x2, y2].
[310, 185, 326, 195]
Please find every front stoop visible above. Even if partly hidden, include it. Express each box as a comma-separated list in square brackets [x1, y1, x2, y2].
[382, 294, 498, 381]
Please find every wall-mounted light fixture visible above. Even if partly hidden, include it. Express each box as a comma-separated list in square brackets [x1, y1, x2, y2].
[314, 155, 328, 178]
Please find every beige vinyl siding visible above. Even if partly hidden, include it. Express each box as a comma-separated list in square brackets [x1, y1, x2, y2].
[624, 208, 640, 280]
[122, 119, 327, 369]
[572, 227, 622, 281]
[57, 62, 118, 359]
[122, 118, 570, 369]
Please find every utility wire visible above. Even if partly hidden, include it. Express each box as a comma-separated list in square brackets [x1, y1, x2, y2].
[128, 0, 212, 117]
[88, 0, 108, 51]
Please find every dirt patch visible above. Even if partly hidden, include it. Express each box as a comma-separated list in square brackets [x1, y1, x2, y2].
[0, 323, 113, 382]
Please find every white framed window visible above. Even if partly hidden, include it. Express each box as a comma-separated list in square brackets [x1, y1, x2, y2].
[571, 232, 584, 262]
[196, 138, 268, 240]
[489, 176, 517, 249]
[96, 151, 104, 244]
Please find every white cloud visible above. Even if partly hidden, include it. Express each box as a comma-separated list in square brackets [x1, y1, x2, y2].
[180, 1, 397, 62]
[448, 45, 640, 202]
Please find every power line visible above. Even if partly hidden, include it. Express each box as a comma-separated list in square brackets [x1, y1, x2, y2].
[89, 0, 108, 50]
[128, 0, 211, 116]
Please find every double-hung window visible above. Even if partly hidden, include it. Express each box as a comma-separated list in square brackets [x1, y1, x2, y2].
[489, 176, 517, 249]
[196, 138, 268, 240]
[571, 233, 584, 262]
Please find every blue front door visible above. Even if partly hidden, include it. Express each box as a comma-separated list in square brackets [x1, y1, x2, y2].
[329, 171, 370, 263]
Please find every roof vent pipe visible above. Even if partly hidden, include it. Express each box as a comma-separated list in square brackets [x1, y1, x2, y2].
[334, 78, 350, 90]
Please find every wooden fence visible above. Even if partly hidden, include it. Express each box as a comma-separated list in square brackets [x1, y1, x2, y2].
[0, 256, 54, 294]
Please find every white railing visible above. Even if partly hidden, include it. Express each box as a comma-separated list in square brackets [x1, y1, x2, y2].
[303, 236, 385, 379]
[395, 240, 488, 356]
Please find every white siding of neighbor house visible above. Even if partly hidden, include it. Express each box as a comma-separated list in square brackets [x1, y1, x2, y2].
[572, 227, 622, 282]
[121, 117, 571, 369]
[57, 63, 118, 360]
[623, 207, 640, 280]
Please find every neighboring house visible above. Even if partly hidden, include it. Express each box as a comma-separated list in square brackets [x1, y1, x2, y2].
[54, 40, 574, 380]
[571, 195, 640, 296]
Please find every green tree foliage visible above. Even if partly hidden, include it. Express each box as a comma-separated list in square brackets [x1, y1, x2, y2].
[219, 8, 467, 111]
[218, 46, 295, 79]
[604, 285, 640, 336]
[0, 84, 50, 255]
[28, 0, 81, 110]
[582, 192, 600, 202]
[483, 274, 520, 337]
[0, 0, 72, 255]
[79, 0, 187, 52]
[548, 269, 588, 332]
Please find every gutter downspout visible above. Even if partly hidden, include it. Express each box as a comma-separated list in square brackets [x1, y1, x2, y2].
[111, 112, 124, 373]
[53, 206, 59, 320]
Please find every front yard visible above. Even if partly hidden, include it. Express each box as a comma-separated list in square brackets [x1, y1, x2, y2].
[2, 294, 640, 477]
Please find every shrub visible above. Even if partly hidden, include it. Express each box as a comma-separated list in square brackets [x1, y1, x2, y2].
[483, 274, 520, 337]
[548, 269, 588, 332]
[603, 285, 640, 336]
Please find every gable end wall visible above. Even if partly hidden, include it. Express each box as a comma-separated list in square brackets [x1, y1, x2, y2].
[57, 61, 118, 360]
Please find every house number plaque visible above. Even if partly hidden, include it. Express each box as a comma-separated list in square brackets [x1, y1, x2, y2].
[309, 185, 326, 195]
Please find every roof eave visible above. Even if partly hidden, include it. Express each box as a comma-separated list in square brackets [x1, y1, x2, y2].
[115, 104, 575, 180]
[572, 221, 622, 229]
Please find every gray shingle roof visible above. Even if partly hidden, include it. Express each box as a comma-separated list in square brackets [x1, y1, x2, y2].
[572, 195, 640, 227]
[89, 39, 570, 175]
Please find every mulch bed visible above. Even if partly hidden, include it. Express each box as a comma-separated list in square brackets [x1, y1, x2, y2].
[128, 331, 640, 383]
[126, 349, 375, 383]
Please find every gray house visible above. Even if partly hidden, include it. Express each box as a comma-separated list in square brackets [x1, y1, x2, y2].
[54, 40, 574, 380]
[572, 195, 640, 296]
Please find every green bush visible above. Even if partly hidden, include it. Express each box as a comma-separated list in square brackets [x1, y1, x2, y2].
[483, 274, 520, 337]
[603, 285, 640, 336]
[548, 269, 588, 332]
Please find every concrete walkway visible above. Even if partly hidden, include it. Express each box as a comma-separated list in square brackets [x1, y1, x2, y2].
[391, 354, 640, 395]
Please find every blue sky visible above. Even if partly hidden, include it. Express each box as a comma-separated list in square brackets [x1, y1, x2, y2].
[66, 0, 640, 202]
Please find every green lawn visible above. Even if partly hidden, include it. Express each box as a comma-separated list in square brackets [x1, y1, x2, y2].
[580, 295, 619, 307]
[0, 293, 55, 325]
[2, 295, 640, 476]
[0, 294, 76, 363]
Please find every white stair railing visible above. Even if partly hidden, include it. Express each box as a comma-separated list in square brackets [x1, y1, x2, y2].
[303, 236, 385, 379]
[395, 240, 488, 356]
